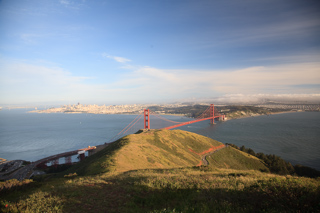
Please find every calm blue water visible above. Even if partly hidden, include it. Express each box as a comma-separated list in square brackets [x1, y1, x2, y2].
[0, 109, 319, 170]
[179, 112, 320, 171]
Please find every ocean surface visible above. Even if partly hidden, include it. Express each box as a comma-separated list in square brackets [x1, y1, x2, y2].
[0, 109, 319, 170]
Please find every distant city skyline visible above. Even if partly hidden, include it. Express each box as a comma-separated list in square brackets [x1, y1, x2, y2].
[0, 0, 319, 105]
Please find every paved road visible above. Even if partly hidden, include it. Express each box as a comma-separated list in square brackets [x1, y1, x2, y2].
[0, 147, 97, 181]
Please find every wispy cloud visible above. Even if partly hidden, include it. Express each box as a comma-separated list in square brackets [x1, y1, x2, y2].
[102, 53, 131, 63]
[1, 59, 319, 105]
[229, 19, 320, 45]
[60, 0, 70, 6]
[107, 62, 320, 101]
[20, 33, 69, 45]
[194, 11, 320, 50]
[59, 0, 85, 10]
[20, 34, 42, 44]
[0, 60, 97, 104]
[210, 94, 320, 104]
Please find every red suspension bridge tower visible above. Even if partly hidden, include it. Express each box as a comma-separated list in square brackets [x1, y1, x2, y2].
[144, 109, 150, 130]
[210, 104, 214, 124]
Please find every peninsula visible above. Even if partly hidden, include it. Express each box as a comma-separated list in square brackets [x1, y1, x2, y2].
[28, 103, 149, 114]
[28, 103, 319, 121]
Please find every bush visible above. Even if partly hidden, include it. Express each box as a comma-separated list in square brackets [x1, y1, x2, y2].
[226, 144, 311, 176]
[294, 164, 320, 178]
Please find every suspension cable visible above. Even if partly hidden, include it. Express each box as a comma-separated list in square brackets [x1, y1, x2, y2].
[121, 113, 143, 135]
[149, 111, 184, 124]
[195, 106, 211, 119]
[108, 106, 219, 143]
[108, 111, 143, 142]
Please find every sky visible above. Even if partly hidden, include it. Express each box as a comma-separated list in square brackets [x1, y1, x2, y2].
[0, 0, 319, 105]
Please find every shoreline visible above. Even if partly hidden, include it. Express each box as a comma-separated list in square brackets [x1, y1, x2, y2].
[27, 109, 305, 119]
[224, 110, 302, 121]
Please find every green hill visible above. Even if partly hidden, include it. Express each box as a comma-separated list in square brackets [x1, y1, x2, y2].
[207, 146, 269, 172]
[64, 129, 224, 175]
[1, 129, 319, 212]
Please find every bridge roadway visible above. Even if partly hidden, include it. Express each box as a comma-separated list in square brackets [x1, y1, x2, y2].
[32, 146, 96, 167]
[163, 115, 224, 130]
[1, 147, 96, 181]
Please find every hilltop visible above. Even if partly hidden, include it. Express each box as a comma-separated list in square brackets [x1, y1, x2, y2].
[63, 129, 227, 175]
[1, 130, 319, 212]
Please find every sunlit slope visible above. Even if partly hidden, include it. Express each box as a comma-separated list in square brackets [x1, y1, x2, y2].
[66, 129, 223, 175]
[207, 146, 269, 171]
[114, 129, 223, 173]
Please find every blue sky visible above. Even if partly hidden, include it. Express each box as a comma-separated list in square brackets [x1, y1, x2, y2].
[0, 0, 319, 105]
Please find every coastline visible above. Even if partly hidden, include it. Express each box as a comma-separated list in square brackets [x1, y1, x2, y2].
[27, 109, 302, 120]
[224, 110, 300, 121]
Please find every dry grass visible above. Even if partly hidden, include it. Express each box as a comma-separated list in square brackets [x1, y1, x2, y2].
[106, 129, 224, 173]
[1, 130, 319, 212]
[2, 168, 319, 212]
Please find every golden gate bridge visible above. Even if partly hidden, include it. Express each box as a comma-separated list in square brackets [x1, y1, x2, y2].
[109, 104, 225, 142]
[33, 104, 225, 170]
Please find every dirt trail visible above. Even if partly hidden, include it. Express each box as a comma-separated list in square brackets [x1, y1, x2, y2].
[201, 145, 226, 166]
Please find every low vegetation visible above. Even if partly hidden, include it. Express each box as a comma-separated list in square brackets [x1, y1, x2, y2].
[62, 129, 223, 175]
[206, 146, 269, 172]
[1, 130, 319, 212]
[228, 143, 320, 178]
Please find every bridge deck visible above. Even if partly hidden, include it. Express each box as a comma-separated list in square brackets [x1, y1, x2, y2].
[34, 147, 96, 166]
[163, 115, 223, 130]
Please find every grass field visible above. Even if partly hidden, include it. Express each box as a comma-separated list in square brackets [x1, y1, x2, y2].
[60, 129, 224, 175]
[1, 130, 319, 212]
[207, 146, 269, 172]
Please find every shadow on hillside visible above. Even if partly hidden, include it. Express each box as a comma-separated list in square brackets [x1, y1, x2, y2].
[2, 169, 319, 213]
[58, 174, 320, 213]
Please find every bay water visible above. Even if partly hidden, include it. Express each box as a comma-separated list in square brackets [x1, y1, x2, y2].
[0, 109, 319, 170]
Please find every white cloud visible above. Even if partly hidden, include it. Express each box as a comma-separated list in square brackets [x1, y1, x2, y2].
[59, 0, 84, 10]
[102, 53, 131, 63]
[20, 34, 42, 44]
[108, 62, 320, 101]
[1, 58, 319, 105]
[0, 60, 97, 104]
[212, 94, 320, 104]
[20, 33, 69, 45]
[60, 0, 70, 6]
[195, 12, 320, 50]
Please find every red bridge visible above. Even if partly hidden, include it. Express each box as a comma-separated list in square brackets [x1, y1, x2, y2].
[35, 146, 96, 169]
[35, 104, 224, 169]
[109, 104, 225, 142]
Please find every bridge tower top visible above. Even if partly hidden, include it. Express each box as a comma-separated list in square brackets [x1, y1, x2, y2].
[144, 109, 150, 129]
[210, 104, 215, 124]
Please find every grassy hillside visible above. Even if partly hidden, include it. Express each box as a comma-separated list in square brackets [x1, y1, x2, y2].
[63, 129, 223, 175]
[207, 146, 269, 172]
[1, 168, 319, 212]
[1, 130, 319, 212]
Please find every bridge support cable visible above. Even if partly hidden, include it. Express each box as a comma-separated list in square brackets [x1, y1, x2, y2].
[161, 104, 225, 130]
[149, 111, 184, 124]
[162, 116, 215, 130]
[121, 113, 143, 135]
[195, 106, 211, 119]
[108, 104, 226, 142]
[108, 112, 144, 142]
